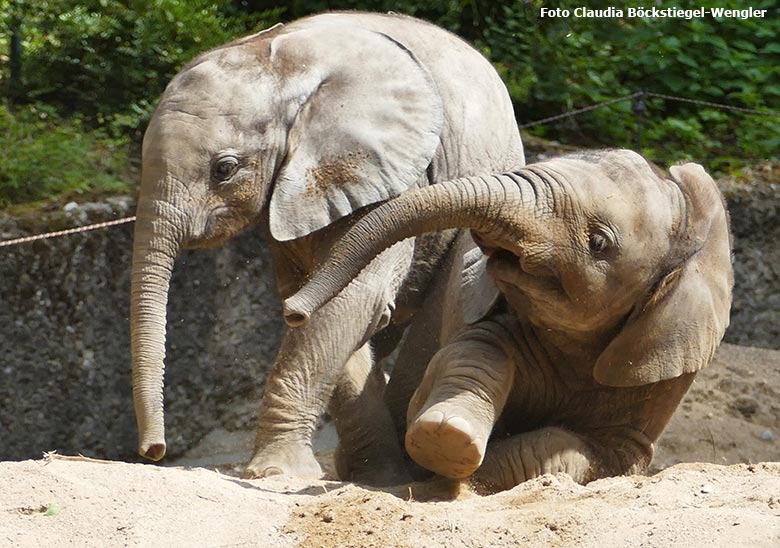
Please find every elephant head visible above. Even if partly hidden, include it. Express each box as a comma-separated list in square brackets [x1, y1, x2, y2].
[285, 149, 733, 387]
[131, 21, 445, 461]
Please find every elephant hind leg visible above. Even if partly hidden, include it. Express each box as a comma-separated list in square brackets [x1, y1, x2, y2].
[472, 427, 593, 492]
[405, 330, 514, 479]
[331, 343, 411, 486]
[470, 426, 654, 493]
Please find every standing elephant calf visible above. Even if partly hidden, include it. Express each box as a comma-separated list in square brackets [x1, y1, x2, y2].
[285, 149, 733, 490]
[129, 11, 524, 484]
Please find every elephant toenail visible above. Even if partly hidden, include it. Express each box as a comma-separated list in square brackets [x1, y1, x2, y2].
[262, 466, 285, 477]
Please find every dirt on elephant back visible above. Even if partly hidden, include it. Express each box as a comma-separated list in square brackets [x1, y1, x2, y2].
[2, 343, 780, 547]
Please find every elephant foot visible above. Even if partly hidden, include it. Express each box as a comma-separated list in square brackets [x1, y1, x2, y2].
[243, 442, 323, 479]
[405, 404, 490, 479]
[334, 442, 412, 486]
[403, 332, 513, 480]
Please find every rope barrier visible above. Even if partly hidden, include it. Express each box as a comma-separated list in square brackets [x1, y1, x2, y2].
[0, 216, 136, 248]
[518, 92, 643, 129]
[645, 92, 780, 117]
[1, 89, 776, 249]
[519, 90, 780, 130]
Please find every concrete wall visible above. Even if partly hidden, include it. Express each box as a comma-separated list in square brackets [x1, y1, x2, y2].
[1, 197, 283, 461]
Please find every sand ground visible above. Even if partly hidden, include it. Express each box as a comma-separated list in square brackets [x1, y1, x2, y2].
[2, 342, 779, 547]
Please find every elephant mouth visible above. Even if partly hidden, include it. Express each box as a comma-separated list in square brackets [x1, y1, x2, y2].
[471, 231, 502, 256]
[473, 232, 557, 280]
[185, 207, 252, 249]
[487, 249, 564, 300]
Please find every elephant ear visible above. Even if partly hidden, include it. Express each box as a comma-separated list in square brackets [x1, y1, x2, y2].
[461, 245, 500, 324]
[268, 25, 444, 241]
[593, 163, 733, 387]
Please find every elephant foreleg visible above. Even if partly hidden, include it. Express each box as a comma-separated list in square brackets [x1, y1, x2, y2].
[473, 426, 654, 491]
[244, 240, 413, 479]
[404, 324, 514, 479]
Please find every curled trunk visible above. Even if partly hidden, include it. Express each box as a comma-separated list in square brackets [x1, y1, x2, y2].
[283, 172, 540, 326]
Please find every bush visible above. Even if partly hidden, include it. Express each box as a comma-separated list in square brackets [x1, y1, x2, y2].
[3, 0, 279, 134]
[1, 0, 777, 206]
[475, 0, 780, 167]
[0, 102, 132, 206]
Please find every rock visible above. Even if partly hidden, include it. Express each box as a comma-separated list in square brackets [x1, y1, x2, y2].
[719, 165, 780, 348]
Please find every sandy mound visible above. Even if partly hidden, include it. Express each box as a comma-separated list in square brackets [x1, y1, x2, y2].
[2, 458, 779, 547]
[2, 342, 779, 547]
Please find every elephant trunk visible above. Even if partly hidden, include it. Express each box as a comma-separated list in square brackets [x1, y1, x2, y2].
[130, 199, 186, 461]
[283, 172, 538, 326]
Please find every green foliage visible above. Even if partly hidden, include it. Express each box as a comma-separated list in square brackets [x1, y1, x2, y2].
[0, 0, 778, 206]
[0, 0, 279, 205]
[473, 0, 780, 166]
[2, 0, 279, 131]
[0, 102, 132, 205]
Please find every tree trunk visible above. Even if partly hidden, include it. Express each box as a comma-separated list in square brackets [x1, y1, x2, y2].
[6, 0, 22, 103]
[7, 0, 23, 102]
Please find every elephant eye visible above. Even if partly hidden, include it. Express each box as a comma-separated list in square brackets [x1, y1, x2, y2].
[588, 231, 610, 254]
[212, 155, 240, 182]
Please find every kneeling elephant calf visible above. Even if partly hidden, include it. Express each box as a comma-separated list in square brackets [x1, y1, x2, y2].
[284, 149, 734, 491]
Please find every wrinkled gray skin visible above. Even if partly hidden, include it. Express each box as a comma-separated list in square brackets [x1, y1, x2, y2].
[285, 150, 733, 490]
[130, 11, 524, 483]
